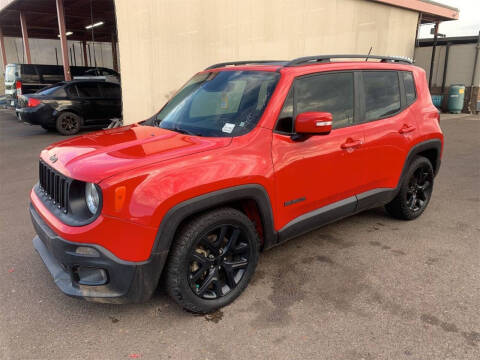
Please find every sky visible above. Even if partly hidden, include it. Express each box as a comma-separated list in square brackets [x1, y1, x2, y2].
[418, 0, 480, 38]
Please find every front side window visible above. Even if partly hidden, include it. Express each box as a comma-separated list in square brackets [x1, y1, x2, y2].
[275, 88, 294, 133]
[295, 72, 354, 129]
[154, 71, 279, 137]
[363, 71, 401, 121]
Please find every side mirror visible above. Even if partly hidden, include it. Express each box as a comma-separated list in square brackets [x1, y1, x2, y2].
[294, 112, 332, 135]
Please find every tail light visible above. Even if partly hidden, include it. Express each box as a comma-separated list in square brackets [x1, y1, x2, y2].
[15, 80, 22, 95]
[28, 98, 41, 107]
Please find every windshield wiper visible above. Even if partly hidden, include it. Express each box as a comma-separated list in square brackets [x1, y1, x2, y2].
[172, 126, 202, 136]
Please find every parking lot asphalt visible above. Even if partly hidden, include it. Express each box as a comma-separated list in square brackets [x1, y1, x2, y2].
[0, 110, 479, 360]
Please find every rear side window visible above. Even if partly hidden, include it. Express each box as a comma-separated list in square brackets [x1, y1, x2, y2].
[100, 83, 121, 98]
[295, 72, 354, 129]
[76, 83, 101, 97]
[402, 71, 416, 105]
[65, 85, 78, 97]
[363, 71, 401, 121]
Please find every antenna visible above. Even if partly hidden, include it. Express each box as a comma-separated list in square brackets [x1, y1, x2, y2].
[365, 47, 373, 61]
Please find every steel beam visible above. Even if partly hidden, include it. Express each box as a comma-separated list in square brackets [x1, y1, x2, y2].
[0, 27, 7, 68]
[82, 40, 88, 66]
[55, 0, 71, 80]
[19, 11, 31, 64]
[111, 31, 118, 71]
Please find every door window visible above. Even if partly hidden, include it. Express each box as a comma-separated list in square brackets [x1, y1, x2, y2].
[363, 71, 401, 121]
[295, 72, 354, 129]
[402, 71, 416, 105]
[76, 83, 101, 97]
[275, 88, 294, 133]
[100, 83, 121, 98]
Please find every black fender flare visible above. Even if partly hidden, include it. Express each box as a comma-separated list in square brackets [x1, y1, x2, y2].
[151, 184, 277, 258]
[398, 138, 442, 185]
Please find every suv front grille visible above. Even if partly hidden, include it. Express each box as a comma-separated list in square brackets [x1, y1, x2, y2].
[39, 160, 70, 213]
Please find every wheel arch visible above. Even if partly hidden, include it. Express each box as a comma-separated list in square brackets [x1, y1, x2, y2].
[397, 138, 442, 189]
[54, 108, 84, 123]
[151, 184, 277, 259]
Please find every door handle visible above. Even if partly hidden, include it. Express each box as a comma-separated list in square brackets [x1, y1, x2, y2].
[399, 124, 416, 134]
[341, 138, 362, 149]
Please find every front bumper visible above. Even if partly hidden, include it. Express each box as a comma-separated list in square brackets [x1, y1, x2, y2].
[30, 204, 167, 303]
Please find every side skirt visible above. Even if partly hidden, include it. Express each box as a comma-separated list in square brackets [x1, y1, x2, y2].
[276, 188, 397, 245]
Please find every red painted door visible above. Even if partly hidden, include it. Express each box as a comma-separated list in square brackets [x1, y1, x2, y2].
[271, 71, 366, 229]
[360, 71, 419, 190]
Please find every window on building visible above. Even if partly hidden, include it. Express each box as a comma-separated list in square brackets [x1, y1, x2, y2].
[294, 72, 354, 129]
[402, 71, 416, 105]
[363, 71, 401, 121]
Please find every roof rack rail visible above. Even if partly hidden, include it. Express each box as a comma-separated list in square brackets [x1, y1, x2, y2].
[284, 54, 413, 67]
[205, 60, 286, 70]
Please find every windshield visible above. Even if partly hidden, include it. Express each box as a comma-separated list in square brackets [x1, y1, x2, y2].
[154, 71, 279, 137]
[5, 65, 16, 82]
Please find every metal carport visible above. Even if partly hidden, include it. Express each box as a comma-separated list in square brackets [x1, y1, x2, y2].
[0, 0, 118, 81]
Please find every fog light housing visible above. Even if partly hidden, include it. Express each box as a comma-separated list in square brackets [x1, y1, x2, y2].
[73, 267, 108, 286]
[75, 246, 100, 257]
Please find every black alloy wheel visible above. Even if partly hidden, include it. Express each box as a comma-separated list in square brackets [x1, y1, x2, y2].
[166, 207, 260, 313]
[406, 165, 433, 212]
[386, 156, 434, 220]
[188, 224, 250, 299]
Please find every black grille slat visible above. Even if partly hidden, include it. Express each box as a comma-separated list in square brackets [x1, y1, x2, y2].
[38, 160, 70, 213]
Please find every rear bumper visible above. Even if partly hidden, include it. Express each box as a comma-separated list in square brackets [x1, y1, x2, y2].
[16, 105, 54, 126]
[30, 203, 167, 303]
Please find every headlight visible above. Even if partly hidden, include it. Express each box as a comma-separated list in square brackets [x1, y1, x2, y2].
[85, 182, 100, 214]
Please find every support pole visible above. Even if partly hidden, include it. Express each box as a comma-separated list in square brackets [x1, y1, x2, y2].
[19, 12, 31, 64]
[111, 31, 118, 72]
[82, 40, 88, 66]
[56, 0, 71, 80]
[429, 21, 439, 90]
[441, 42, 450, 93]
[0, 27, 7, 69]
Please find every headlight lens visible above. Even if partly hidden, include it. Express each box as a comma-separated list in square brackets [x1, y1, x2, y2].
[85, 182, 100, 214]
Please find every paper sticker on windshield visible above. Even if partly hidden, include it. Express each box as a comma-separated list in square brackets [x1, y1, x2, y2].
[222, 123, 235, 133]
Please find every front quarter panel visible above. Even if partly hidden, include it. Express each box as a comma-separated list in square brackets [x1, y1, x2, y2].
[99, 127, 277, 230]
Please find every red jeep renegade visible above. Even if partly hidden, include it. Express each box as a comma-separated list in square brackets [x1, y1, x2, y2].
[31, 55, 443, 313]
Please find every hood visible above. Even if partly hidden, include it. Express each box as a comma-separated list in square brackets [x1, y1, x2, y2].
[41, 124, 232, 183]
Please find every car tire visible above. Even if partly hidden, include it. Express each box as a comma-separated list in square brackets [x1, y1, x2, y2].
[385, 156, 434, 220]
[166, 207, 260, 314]
[55, 112, 82, 135]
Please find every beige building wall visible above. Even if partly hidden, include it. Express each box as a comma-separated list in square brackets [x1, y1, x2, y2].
[115, 0, 419, 123]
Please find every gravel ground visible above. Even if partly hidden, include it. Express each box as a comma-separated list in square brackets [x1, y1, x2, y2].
[0, 110, 479, 360]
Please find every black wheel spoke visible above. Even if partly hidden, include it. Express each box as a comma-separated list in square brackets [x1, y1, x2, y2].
[223, 228, 240, 253]
[225, 258, 248, 271]
[233, 241, 248, 254]
[197, 269, 216, 296]
[214, 225, 228, 247]
[223, 266, 237, 289]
